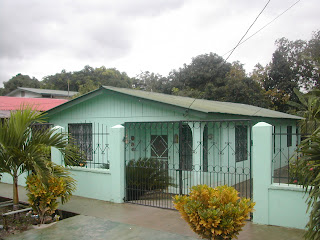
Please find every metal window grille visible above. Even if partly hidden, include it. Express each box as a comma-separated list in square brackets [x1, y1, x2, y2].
[68, 123, 93, 162]
[203, 124, 208, 172]
[287, 126, 292, 147]
[235, 125, 248, 162]
[180, 124, 193, 171]
[66, 123, 109, 169]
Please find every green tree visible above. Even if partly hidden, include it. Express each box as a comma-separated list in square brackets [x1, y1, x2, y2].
[205, 62, 270, 107]
[42, 66, 133, 96]
[41, 69, 76, 92]
[261, 31, 320, 95]
[71, 80, 99, 99]
[1, 74, 41, 96]
[168, 53, 231, 91]
[133, 71, 169, 93]
[252, 59, 294, 112]
[265, 50, 298, 96]
[0, 107, 78, 209]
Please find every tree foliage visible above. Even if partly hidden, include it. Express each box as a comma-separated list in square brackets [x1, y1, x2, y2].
[133, 71, 170, 93]
[42, 66, 132, 96]
[0, 73, 41, 95]
[166, 56, 270, 108]
[274, 31, 320, 91]
[0, 107, 79, 208]
[168, 53, 231, 92]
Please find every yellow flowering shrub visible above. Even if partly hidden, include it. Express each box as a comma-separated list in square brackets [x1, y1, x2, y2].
[173, 185, 255, 240]
[26, 174, 74, 224]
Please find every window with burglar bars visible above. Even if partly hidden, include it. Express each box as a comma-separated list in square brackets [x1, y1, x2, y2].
[180, 124, 193, 170]
[151, 135, 168, 160]
[68, 123, 93, 162]
[235, 125, 248, 162]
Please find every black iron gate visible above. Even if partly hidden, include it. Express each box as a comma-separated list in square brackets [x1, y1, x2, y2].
[124, 120, 252, 209]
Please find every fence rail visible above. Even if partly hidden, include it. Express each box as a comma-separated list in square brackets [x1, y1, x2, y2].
[272, 125, 312, 185]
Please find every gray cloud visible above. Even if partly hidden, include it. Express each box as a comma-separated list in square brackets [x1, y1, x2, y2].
[0, 0, 187, 83]
[0, 0, 318, 87]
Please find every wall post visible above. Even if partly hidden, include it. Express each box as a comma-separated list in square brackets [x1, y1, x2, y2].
[110, 124, 125, 203]
[252, 122, 273, 225]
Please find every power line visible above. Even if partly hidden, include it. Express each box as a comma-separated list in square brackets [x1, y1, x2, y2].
[222, 0, 301, 57]
[224, 0, 271, 63]
[186, 0, 271, 112]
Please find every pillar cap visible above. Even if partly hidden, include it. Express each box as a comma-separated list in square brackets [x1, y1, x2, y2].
[253, 122, 272, 127]
[111, 124, 124, 129]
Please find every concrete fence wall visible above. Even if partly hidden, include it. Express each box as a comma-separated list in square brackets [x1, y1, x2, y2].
[1, 122, 310, 230]
[56, 124, 125, 203]
[252, 122, 309, 229]
[0, 172, 28, 186]
[0, 124, 126, 204]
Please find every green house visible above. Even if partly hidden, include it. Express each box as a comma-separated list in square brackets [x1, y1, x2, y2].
[45, 86, 301, 207]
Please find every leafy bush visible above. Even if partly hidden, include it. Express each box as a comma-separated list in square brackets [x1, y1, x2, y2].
[64, 143, 87, 167]
[295, 128, 320, 240]
[26, 165, 76, 224]
[174, 185, 255, 240]
[126, 158, 174, 201]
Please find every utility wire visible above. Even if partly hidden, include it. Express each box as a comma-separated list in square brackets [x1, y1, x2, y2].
[224, 0, 271, 63]
[186, 0, 271, 112]
[222, 0, 301, 57]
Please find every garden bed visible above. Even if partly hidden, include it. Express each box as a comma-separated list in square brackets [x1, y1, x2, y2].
[0, 196, 78, 239]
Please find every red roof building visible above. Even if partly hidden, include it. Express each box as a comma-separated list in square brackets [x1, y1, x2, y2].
[0, 96, 68, 118]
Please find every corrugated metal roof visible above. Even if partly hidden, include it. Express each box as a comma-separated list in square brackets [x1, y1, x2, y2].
[102, 86, 302, 120]
[7, 87, 78, 97]
[0, 96, 68, 111]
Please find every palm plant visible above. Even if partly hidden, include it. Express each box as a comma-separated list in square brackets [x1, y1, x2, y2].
[296, 128, 320, 239]
[0, 107, 77, 209]
[288, 88, 320, 133]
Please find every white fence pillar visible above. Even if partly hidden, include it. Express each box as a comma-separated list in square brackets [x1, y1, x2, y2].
[110, 124, 125, 203]
[252, 122, 272, 225]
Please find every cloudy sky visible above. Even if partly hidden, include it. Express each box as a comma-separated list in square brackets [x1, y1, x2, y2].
[0, 0, 319, 87]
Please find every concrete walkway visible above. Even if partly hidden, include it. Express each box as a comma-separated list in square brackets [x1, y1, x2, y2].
[0, 183, 306, 240]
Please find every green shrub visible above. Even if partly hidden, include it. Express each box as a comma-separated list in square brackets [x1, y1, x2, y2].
[173, 185, 255, 240]
[295, 128, 320, 240]
[126, 158, 174, 201]
[25, 165, 76, 224]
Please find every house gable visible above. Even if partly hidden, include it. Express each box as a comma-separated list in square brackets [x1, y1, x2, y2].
[48, 89, 199, 126]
